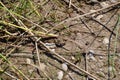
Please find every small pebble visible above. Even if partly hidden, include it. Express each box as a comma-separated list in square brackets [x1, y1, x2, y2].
[118, 72, 120, 75]
[91, 0, 98, 2]
[96, 15, 103, 20]
[51, 49, 55, 52]
[99, 56, 103, 59]
[89, 53, 96, 61]
[57, 71, 64, 80]
[89, 50, 95, 54]
[88, 0, 99, 3]
[110, 0, 117, 3]
[103, 37, 109, 45]
[88, 50, 96, 61]
[62, 63, 68, 71]
[96, 71, 105, 78]
[100, 2, 109, 8]
[71, 56, 75, 60]
[99, 68, 103, 71]
[26, 58, 31, 64]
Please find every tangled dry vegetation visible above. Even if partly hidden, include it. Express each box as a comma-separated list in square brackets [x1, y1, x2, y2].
[0, 0, 120, 80]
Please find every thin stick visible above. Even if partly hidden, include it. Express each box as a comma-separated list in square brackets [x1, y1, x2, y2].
[35, 41, 41, 71]
[85, 53, 88, 80]
[80, 18, 93, 34]
[4, 72, 18, 79]
[69, 0, 72, 8]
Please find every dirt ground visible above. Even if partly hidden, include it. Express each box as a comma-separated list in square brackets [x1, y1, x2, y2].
[0, 0, 120, 80]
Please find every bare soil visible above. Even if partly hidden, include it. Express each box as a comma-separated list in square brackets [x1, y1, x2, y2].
[0, 0, 120, 80]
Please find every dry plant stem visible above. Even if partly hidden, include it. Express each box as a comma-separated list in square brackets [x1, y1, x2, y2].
[0, 21, 58, 37]
[80, 18, 93, 33]
[4, 72, 18, 79]
[69, 0, 72, 8]
[48, 2, 120, 32]
[35, 41, 41, 72]
[0, 35, 58, 39]
[85, 53, 88, 80]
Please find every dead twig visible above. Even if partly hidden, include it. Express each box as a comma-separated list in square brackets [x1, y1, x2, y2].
[4, 72, 18, 79]
[80, 18, 94, 34]
[35, 41, 41, 69]
[69, 0, 72, 8]
[85, 52, 88, 80]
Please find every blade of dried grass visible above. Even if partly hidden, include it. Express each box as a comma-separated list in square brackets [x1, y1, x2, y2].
[0, 21, 58, 37]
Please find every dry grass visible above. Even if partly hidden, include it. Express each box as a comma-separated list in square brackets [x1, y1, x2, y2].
[0, 0, 120, 80]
